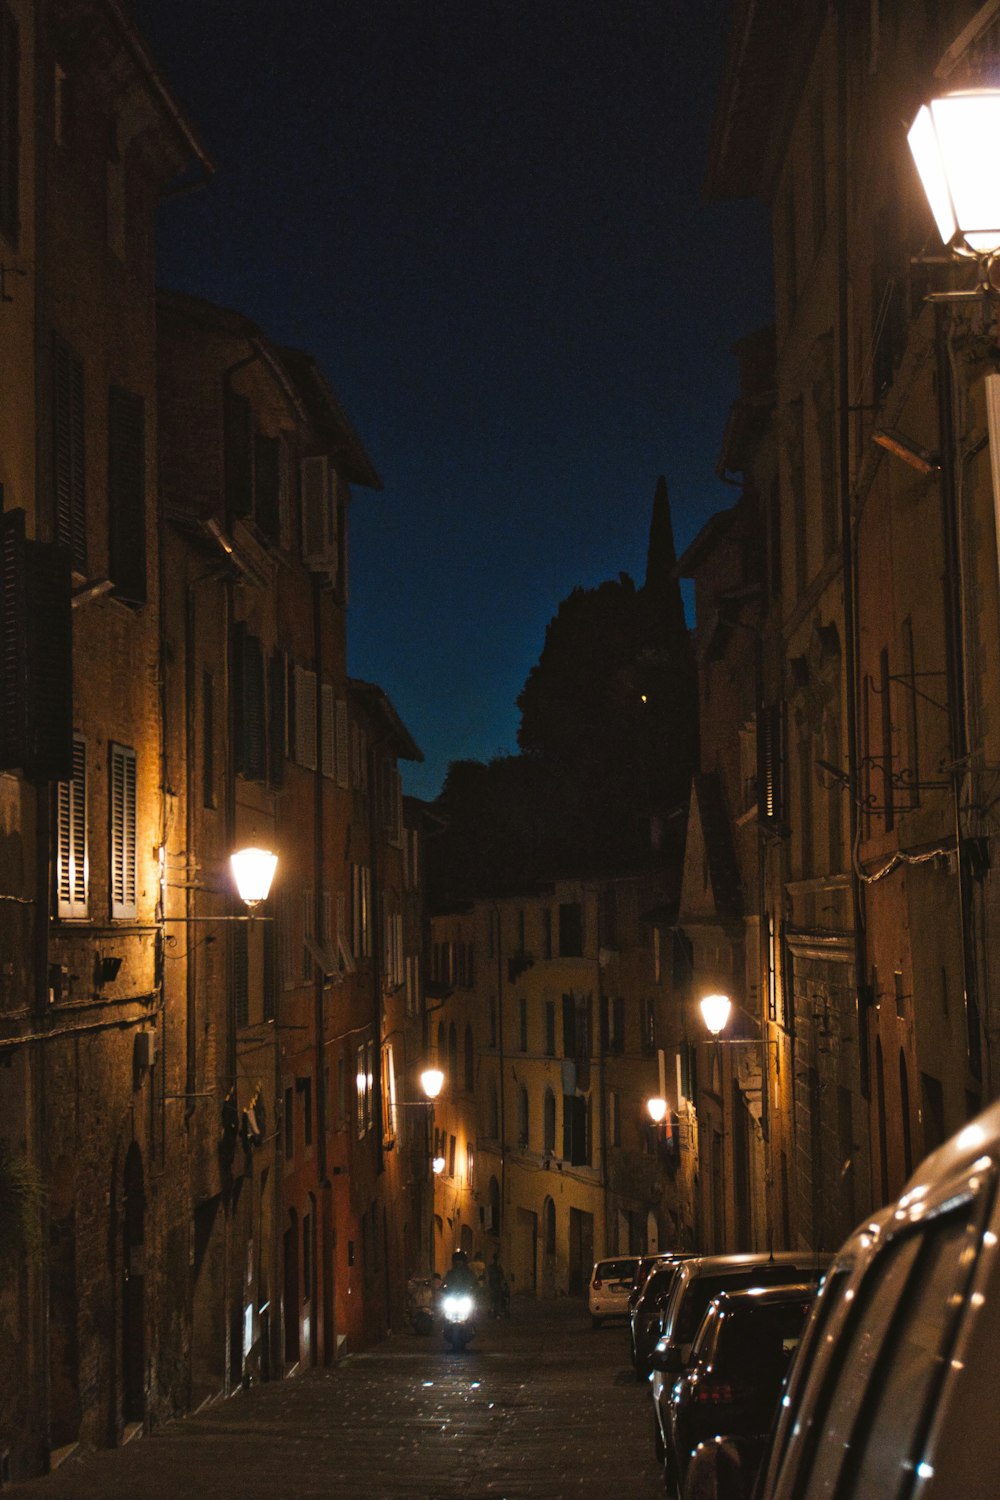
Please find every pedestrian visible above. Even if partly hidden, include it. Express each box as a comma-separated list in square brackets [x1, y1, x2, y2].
[487, 1251, 507, 1318]
[470, 1248, 486, 1285]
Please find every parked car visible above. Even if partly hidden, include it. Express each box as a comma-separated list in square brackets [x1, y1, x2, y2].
[666, 1284, 816, 1493]
[627, 1252, 678, 1314]
[648, 1251, 830, 1493]
[630, 1257, 690, 1379]
[588, 1255, 642, 1327]
[685, 1101, 1000, 1500]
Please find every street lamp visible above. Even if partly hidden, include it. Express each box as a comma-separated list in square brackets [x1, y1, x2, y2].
[699, 992, 733, 1038]
[420, 1067, 444, 1100]
[646, 1096, 668, 1124]
[908, 90, 1000, 262]
[230, 847, 278, 910]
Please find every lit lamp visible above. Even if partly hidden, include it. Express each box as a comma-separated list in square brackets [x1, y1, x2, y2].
[646, 1096, 668, 1124]
[700, 992, 732, 1038]
[432, 1155, 446, 1175]
[230, 847, 278, 910]
[420, 1068, 444, 1100]
[908, 90, 1000, 260]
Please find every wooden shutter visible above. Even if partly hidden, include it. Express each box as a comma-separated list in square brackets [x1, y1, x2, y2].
[0, 509, 73, 782]
[268, 651, 286, 787]
[56, 735, 87, 919]
[52, 334, 86, 573]
[233, 920, 249, 1028]
[335, 699, 349, 788]
[109, 742, 136, 919]
[757, 701, 784, 824]
[0, 4, 19, 242]
[108, 386, 146, 604]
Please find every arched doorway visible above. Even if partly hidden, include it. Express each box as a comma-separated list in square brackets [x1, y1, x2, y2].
[121, 1143, 146, 1423]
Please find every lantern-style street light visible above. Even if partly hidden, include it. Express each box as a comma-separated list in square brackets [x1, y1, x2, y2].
[908, 90, 1000, 261]
[230, 847, 278, 910]
[699, 992, 733, 1038]
[646, 1096, 668, 1124]
[420, 1067, 444, 1100]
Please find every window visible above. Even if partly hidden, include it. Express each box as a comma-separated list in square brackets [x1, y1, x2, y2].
[298, 1076, 313, 1149]
[233, 920, 249, 1028]
[758, 702, 785, 825]
[0, 5, 19, 243]
[356, 1042, 369, 1138]
[464, 1025, 474, 1092]
[108, 387, 146, 604]
[543, 1089, 556, 1154]
[559, 902, 583, 957]
[542, 908, 552, 958]
[109, 743, 136, 919]
[52, 333, 86, 573]
[0, 509, 73, 783]
[448, 1134, 456, 1177]
[466, 1142, 475, 1189]
[517, 1085, 529, 1148]
[233, 625, 266, 781]
[320, 684, 335, 778]
[610, 997, 625, 1054]
[335, 699, 349, 788]
[544, 1001, 556, 1057]
[56, 735, 87, 919]
[351, 864, 371, 959]
[609, 1089, 621, 1147]
[563, 1093, 589, 1165]
[563, 992, 592, 1059]
[640, 997, 655, 1054]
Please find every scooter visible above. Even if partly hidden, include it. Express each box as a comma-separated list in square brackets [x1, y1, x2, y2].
[440, 1290, 476, 1350]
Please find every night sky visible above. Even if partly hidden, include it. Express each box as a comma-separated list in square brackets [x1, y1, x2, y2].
[133, 0, 772, 800]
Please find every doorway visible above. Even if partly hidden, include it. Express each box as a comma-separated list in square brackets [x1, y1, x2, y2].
[121, 1143, 146, 1424]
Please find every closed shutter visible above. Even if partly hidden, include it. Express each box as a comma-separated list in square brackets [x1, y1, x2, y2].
[0, 509, 73, 781]
[56, 735, 88, 919]
[108, 386, 146, 604]
[335, 698, 349, 787]
[52, 334, 86, 573]
[758, 701, 784, 824]
[233, 920, 249, 1028]
[268, 651, 286, 787]
[320, 684, 335, 778]
[109, 742, 136, 919]
[294, 665, 317, 769]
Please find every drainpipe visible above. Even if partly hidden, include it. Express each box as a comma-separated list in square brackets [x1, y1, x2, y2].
[495, 905, 507, 1262]
[310, 578, 332, 1363]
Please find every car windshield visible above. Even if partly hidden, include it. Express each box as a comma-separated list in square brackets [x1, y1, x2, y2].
[673, 1266, 820, 1345]
[596, 1259, 635, 1280]
[641, 1265, 681, 1305]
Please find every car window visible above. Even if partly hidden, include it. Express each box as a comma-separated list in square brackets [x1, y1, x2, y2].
[839, 1213, 972, 1496]
[766, 1268, 852, 1483]
[673, 1266, 819, 1345]
[715, 1299, 813, 1378]
[596, 1258, 635, 1280]
[794, 1234, 923, 1496]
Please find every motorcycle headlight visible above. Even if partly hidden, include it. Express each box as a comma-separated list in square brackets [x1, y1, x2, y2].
[443, 1294, 473, 1320]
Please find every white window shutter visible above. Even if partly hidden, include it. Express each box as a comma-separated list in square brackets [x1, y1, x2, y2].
[321, 684, 335, 778]
[294, 666, 317, 769]
[56, 736, 88, 919]
[335, 699, 350, 788]
[109, 742, 137, 919]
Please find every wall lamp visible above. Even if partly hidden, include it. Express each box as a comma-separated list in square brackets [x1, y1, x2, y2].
[163, 846, 278, 922]
[909, 88, 1000, 296]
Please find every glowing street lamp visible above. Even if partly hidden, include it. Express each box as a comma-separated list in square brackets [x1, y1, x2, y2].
[230, 847, 278, 910]
[420, 1067, 444, 1100]
[700, 992, 733, 1038]
[908, 90, 1000, 259]
[432, 1154, 446, 1175]
[646, 1096, 668, 1125]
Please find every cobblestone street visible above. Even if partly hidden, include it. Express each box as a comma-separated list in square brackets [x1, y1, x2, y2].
[12, 1298, 664, 1499]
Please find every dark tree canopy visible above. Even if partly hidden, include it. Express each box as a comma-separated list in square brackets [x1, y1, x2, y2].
[426, 480, 697, 906]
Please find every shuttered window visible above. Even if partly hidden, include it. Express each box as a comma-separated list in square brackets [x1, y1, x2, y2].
[757, 701, 785, 825]
[108, 386, 146, 604]
[233, 919, 249, 1028]
[232, 624, 266, 781]
[0, 508, 73, 782]
[109, 742, 136, 919]
[52, 333, 86, 573]
[254, 431, 280, 541]
[294, 665, 317, 769]
[56, 735, 87, 919]
[0, 4, 19, 243]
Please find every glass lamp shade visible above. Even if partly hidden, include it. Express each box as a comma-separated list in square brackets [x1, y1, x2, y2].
[700, 992, 732, 1037]
[230, 847, 278, 907]
[908, 91, 1000, 255]
[646, 1096, 668, 1124]
[420, 1067, 445, 1100]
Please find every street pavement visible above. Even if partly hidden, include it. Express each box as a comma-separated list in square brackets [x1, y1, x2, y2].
[12, 1297, 665, 1498]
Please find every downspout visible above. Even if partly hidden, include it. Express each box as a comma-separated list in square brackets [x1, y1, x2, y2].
[495, 904, 507, 1258]
[310, 578, 332, 1362]
[837, 0, 871, 1135]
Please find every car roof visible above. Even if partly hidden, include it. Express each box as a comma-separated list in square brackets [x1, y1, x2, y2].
[678, 1251, 830, 1280]
[711, 1282, 816, 1308]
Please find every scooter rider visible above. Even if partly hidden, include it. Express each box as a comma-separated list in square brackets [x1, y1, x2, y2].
[442, 1249, 479, 1298]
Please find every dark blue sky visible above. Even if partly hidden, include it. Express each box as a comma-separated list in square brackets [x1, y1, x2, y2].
[134, 0, 772, 800]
